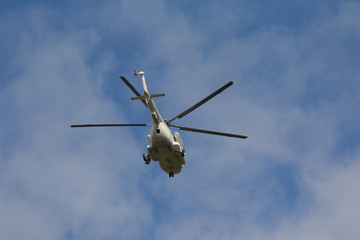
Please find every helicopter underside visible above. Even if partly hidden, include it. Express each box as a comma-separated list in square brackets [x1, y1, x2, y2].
[146, 145, 185, 177]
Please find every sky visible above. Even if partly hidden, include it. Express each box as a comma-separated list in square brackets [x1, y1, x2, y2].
[0, 0, 360, 239]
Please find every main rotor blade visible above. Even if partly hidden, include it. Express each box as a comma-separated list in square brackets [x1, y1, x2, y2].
[169, 81, 233, 122]
[119, 76, 148, 108]
[71, 124, 151, 128]
[170, 124, 248, 139]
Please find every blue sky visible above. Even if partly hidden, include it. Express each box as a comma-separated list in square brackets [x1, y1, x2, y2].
[1, 0, 360, 239]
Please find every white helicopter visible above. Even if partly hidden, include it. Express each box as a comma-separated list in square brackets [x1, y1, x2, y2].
[71, 68, 247, 178]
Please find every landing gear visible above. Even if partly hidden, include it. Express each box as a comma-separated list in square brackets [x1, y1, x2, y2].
[168, 171, 174, 178]
[181, 149, 186, 157]
[143, 154, 151, 165]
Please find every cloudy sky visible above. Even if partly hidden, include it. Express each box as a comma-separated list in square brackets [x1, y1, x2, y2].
[1, 0, 360, 239]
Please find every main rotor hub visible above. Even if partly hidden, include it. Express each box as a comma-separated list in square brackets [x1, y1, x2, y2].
[164, 119, 172, 126]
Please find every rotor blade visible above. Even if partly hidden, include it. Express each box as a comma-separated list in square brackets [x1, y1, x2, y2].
[169, 81, 233, 122]
[119, 76, 148, 108]
[170, 124, 248, 139]
[71, 124, 151, 128]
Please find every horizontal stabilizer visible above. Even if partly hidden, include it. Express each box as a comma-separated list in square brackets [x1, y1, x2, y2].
[131, 94, 165, 101]
[131, 96, 146, 100]
[150, 93, 165, 98]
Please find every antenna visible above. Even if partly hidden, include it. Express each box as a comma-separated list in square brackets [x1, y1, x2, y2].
[132, 61, 138, 76]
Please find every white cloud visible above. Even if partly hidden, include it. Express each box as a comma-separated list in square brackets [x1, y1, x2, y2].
[1, 1, 360, 239]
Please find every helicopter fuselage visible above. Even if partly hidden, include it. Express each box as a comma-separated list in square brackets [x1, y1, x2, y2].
[137, 72, 185, 177]
[147, 122, 185, 176]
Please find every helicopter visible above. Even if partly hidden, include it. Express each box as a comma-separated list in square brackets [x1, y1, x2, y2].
[71, 68, 248, 178]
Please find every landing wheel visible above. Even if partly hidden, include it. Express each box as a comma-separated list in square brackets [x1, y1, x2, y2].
[143, 154, 151, 165]
[181, 149, 186, 157]
[169, 172, 174, 178]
